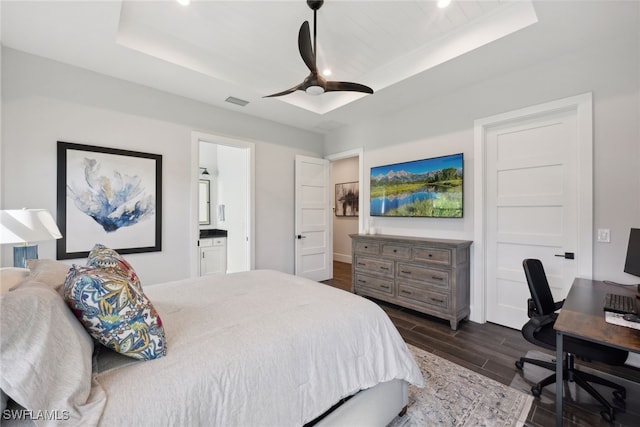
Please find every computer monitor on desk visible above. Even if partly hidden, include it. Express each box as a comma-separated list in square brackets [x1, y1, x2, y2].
[624, 228, 640, 283]
[602, 228, 640, 315]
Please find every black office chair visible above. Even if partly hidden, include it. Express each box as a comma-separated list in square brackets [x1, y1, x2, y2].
[515, 259, 628, 422]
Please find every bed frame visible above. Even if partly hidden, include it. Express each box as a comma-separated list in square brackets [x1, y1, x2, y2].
[315, 379, 408, 426]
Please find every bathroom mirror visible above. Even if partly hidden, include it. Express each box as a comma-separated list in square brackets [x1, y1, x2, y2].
[199, 179, 211, 225]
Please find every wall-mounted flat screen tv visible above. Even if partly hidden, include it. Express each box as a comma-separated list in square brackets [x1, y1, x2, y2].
[370, 153, 463, 218]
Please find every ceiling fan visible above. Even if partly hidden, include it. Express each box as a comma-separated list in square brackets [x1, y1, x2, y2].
[264, 0, 374, 98]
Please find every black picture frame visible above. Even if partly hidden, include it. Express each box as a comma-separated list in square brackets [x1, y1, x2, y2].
[370, 153, 463, 218]
[57, 141, 162, 259]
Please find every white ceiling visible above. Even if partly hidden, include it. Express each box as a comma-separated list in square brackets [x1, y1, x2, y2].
[1, 1, 637, 134]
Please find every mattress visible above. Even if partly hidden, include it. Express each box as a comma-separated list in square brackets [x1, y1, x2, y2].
[93, 269, 424, 426]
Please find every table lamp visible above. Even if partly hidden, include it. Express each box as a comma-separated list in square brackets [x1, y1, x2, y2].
[0, 209, 63, 268]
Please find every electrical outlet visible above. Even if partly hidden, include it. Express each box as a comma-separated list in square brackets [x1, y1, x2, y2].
[597, 228, 611, 243]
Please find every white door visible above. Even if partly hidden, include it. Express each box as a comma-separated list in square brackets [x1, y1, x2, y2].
[478, 94, 592, 329]
[295, 155, 333, 281]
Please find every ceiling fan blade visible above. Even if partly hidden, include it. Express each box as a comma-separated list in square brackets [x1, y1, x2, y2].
[325, 81, 374, 94]
[263, 82, 305, 98]
[298, 21, 316, 73]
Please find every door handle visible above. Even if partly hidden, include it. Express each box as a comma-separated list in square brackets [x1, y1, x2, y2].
[555, 252, 575, 260]
[297, 235, 307, 239]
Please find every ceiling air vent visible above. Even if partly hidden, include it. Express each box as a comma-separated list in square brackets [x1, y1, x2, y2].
[225, 96, 249, 107]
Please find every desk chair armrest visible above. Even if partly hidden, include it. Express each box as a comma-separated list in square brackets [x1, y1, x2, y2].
[522, 312, 558, 346]
[527, 299, 536, 318]
[527, 298, 565, 318]
[530, 313, 557, 330]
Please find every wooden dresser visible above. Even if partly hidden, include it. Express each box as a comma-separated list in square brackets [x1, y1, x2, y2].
[350, 234, 472, 330]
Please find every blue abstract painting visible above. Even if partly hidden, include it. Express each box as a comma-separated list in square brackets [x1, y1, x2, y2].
[67, 158, 155, 232]
[57, 141, 162, 259]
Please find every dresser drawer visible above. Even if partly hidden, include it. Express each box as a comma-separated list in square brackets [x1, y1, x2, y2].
[354, 256, 394, 277]
[354, 273, 393, 295]
[412, 247, 451, 266]
[354, 241, 380, 255]
[381, 244, 411, 260]
[398, 282, 449, 310]
[397, 263, 449, 288]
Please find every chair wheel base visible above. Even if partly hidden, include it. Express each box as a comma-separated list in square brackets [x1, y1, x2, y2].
[600, 409, 615, 422]
[531, 385, 542, 397]
[613, 397, 625, 409]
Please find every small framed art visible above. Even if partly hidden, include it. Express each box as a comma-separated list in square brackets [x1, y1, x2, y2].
[335, 182, 359, 217]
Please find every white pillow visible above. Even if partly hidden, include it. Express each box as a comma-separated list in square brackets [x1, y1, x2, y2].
[0, 282, 106, 425]
[21, 259, 71, 292]
[0, 268, 30, 294]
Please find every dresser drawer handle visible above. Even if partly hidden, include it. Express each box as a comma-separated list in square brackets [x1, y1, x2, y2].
[428, 254, 433, 257]
[431, 276, 443, 281]
[401, 290, 412, 295]
[401, 270, 412, 274]
[380, 266, 390, 271]
[357, 262, 366, 266]
[364, 245, 368, 249]
[393, 249, 397, 253]
[380, 285, 390, 290]
[430, 298, 444, 304]
[357, 279, 367, 284]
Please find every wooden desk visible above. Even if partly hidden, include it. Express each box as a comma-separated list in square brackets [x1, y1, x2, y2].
[554, 278, 640, 426]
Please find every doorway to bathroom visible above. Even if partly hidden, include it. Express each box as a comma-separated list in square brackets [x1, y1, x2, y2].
[191, 131, 255, 276]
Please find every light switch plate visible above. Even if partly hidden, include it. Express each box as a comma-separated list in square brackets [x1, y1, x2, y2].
[597, 228, 611, 243]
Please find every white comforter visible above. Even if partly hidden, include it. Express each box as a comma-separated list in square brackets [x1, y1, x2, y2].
[94, 270, 424, 426]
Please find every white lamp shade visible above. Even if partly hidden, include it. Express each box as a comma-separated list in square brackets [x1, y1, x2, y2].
[0, 209, 63, 244]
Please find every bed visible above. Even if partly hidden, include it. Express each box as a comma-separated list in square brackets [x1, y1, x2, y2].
[1, 261, 424, 426]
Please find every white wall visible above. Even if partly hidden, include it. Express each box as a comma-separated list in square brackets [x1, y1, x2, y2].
[325, 20, 640, 288]
[332, 157, 359, 263]
[1, 48, 323, 284]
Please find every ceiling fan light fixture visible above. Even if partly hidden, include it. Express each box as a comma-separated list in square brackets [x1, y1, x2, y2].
[306, 85, 325, 95]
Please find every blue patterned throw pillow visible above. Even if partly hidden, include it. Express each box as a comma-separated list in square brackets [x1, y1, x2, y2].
[87, 244, 142, 291]
[63, 264, 166, 360]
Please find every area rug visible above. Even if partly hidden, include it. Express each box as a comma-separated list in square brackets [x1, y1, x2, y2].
[388, 344, 533, 427]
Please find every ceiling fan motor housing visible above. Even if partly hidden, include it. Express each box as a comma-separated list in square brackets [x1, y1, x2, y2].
[307, 0, 324, 11]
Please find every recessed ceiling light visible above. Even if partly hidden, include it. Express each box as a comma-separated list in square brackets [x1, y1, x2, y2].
[176, 0, 190, 6]
[437, 0, 451, 9]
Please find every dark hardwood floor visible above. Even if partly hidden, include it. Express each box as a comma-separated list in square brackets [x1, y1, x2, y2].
[322, 261, 640, 427]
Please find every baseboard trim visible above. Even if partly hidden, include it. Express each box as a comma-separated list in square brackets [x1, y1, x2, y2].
[333, 253, 352, 264]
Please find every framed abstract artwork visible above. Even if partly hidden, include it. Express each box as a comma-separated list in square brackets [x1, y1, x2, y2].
[57, 141, 162, 259]
[335, 181, 359, 217]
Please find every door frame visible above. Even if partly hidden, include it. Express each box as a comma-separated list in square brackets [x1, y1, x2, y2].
[190, 131, 255, 277]
[472, 92, 593, 324]
[325, 148, 365, 234]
